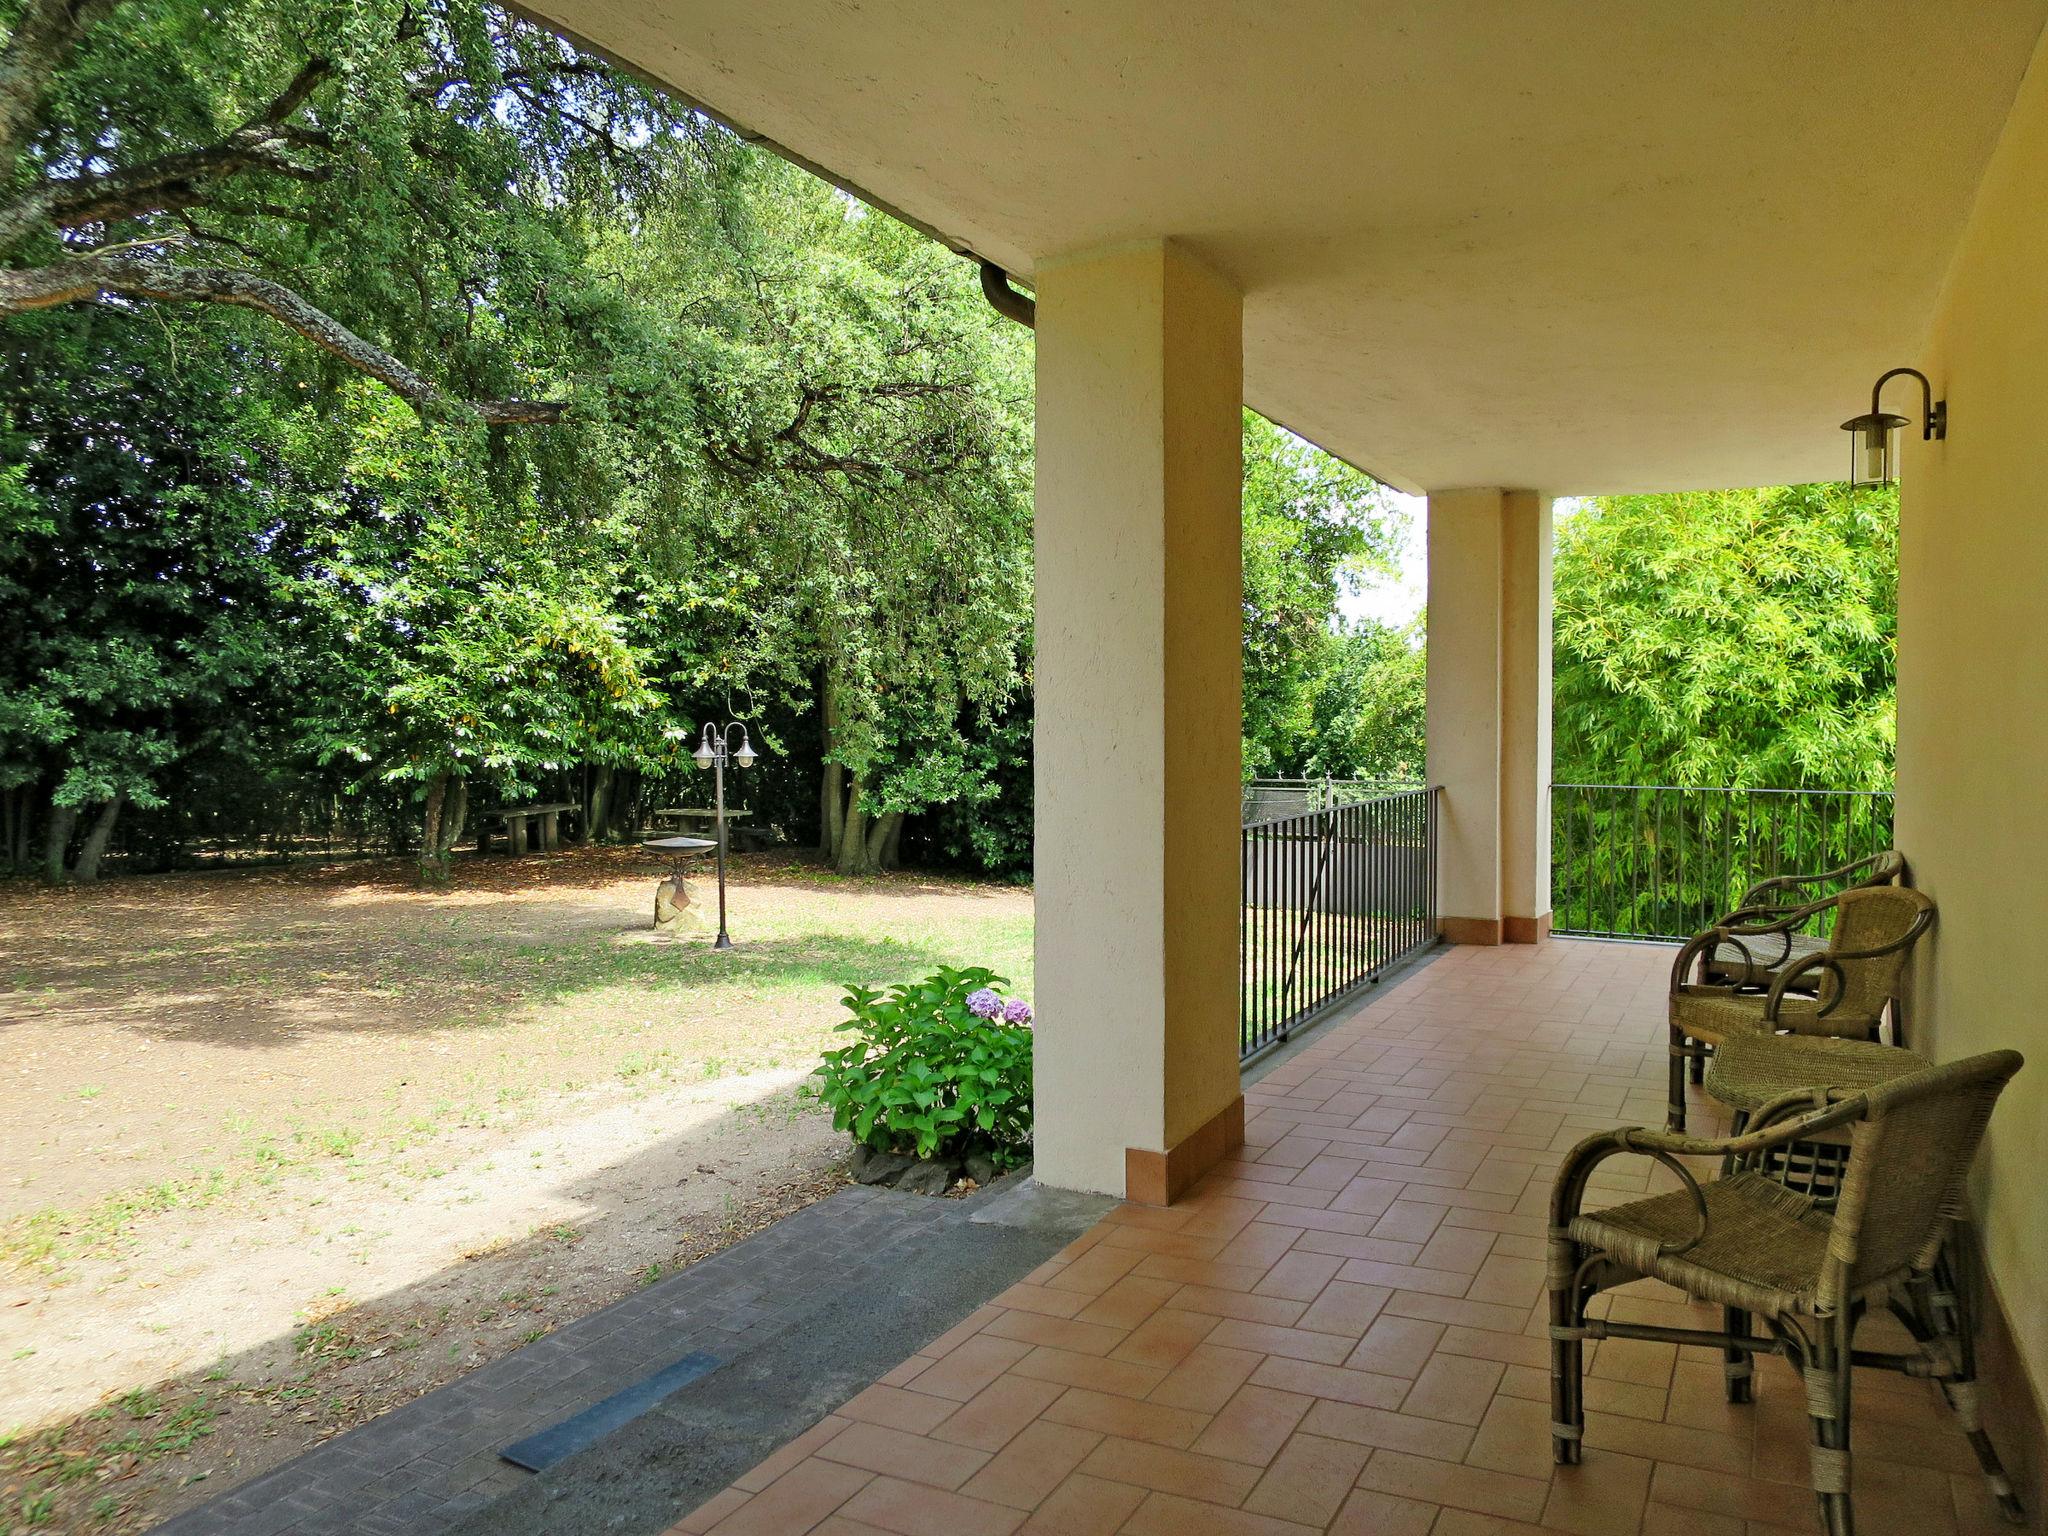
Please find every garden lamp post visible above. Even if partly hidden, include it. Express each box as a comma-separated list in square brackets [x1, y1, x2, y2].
[691, 722, 757, 949]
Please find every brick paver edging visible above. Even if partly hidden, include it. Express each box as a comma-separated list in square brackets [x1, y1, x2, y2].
[152, 1176, 1085, 1536]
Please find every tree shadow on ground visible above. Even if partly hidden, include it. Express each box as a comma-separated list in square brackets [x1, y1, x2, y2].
[0, 849, 1029, 1050]
[0, 1066, 875, 1536]
[123, 928, 965, 1051]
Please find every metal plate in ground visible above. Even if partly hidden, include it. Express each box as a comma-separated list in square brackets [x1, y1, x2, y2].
[498, 1350, 723, 1472]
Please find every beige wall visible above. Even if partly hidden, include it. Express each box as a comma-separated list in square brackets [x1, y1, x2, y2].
[1896, 24, 2048, 1407]
[1426, 489, 1554, 941]
[1031, 240, 1244, 1195]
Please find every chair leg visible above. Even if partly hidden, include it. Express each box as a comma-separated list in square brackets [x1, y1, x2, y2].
[1549, 1251, 1587, 1465]
[1689, 1045, 1706, 1084]
[1803, 1311, 1855, 1536]
[1723, 1306, 1754, 1404]
[1895, 1239, 2028, 1525]
[1667, 1025, 1690, 1133]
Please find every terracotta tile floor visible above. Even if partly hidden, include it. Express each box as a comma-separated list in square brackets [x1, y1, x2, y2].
[664, 940, 2016, 1536]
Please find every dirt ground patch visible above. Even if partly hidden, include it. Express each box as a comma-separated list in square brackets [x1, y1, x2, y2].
[0, 847, 1033, 1533]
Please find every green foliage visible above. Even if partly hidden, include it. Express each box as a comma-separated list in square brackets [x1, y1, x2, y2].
[1553, 484, 1898, 790]
[283, 386, 666, 796]
[913, 693, 1033, 878]
[1301, 619, 1427, 781]
[0, 305, 289, 854]
[0, 0, 1032, 880]
[625, 179, 1033, 874]
[807, 967, 1032, 1164]
[1547, 484, 1899, 939]
[1241, 413, 1407, 777]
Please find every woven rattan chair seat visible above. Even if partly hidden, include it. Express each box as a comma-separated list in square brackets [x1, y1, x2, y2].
[1705, 1033, 1928, 1115]
[1568, 1172, 1831, 1317]
[1668, 988, 1877, 1046]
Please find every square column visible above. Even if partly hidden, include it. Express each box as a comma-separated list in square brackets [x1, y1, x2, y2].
[1425, 489, 1553, 944]
[1033, 240, 1245, 1201]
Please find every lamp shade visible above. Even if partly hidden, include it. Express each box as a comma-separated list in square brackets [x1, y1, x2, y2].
[1842, 410, 1908, 489]
[691, 742, 716, 769]
[734, 741, 757, 768]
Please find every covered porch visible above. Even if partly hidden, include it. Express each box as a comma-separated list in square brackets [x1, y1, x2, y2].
[518, 0, 2048, 1525]
[668, 939, 2010, 1535]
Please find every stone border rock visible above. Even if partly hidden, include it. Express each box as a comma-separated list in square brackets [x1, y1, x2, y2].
[848, 1144, 1013, 1196]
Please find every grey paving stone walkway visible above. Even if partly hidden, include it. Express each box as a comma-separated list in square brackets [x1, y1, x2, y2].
[152, 1175, 1109, 1536]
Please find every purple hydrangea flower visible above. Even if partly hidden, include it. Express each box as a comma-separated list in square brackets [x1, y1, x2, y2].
[966, 988, 1003, 1019]
[1002, 999, 1033, 1025]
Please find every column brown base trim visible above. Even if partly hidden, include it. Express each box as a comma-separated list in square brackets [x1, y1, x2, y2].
[1125, 1095, 1244, 1207]
[1440, 915, 1503, 946]
[1503, 912, 1552, 944]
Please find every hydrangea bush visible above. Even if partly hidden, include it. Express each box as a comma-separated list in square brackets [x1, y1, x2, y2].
[807, 965, 1033, 1167]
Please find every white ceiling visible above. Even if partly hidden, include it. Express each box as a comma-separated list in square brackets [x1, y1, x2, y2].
[522, 0, 2047, 493]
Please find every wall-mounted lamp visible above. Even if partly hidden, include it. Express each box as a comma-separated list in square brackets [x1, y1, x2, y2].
[1841, 367, 1946, 488]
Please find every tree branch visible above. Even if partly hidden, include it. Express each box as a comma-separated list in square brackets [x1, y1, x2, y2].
[0, 52, 336, 252]
[0, 256, 565, 424]
[0, 0, 118, 183]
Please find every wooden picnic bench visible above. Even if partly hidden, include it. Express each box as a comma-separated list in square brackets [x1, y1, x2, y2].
[480, 801, 577, 855]
[647, 806, 752, 835]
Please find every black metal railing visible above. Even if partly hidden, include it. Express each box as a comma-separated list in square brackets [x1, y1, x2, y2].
[1241, 776, 1423, 825]
[1551, 783, 1895, 942]
[1241, 785, 1439, 1058]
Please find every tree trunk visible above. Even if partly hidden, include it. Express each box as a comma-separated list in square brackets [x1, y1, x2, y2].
[418, 775, 448, 881]
[879, 812, 906, 872]
[610, 768, 637, 838]
[820, 670, 845, 858]
[42, 800, 77, 884]
[834, 774, 883, 876]
[588, 764, 614, 847]
[822, 761, 846, 858]
[439, 776, 469, 855]
[1, 786, 19, 873]
[574, 764, 591, 845]
[865, 811, 903, 873]
[71, 794, 124, 882]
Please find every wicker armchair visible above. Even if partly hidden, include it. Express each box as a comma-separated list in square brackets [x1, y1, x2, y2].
[1549, 1050, 2025, 1536]
[1665, 885, 1934, 1131]
[1701, 849, 1908, 991]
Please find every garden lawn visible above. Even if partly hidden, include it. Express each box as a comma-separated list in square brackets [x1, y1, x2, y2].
[0, 846, 1032, 1534]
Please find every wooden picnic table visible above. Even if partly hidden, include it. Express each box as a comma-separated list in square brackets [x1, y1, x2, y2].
[481, 801, 577, 855]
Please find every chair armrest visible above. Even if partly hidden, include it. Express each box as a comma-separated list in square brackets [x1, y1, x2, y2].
[1671, 928, 1739, 993]
[1673, 898, 1831, 992]
[1549, 1128, 1713, 1259]
[1549, 1100, 1868, 1255]
[1738, 850, 1903, 909]
[1764, 951, 1845, 1022]
[1715, 896, 1834, 934]
[1764, 952, 1888, 1038]
[1698, 919, 1794, 984]
[1737, 871, 1826, 908]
